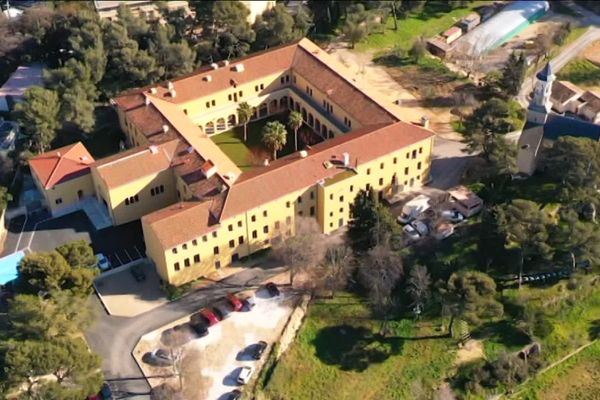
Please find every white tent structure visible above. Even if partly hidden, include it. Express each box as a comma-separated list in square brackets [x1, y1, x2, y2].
[461, 0, 549, 55]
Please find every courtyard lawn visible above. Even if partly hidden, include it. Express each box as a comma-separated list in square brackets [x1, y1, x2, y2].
[356, 1, 493, 53]
[262, 294, 456, 400]
[211, 114, 322, 172]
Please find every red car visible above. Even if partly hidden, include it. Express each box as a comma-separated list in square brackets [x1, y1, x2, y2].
[226, 293, 243, 311]
[199, 308, 220, 326]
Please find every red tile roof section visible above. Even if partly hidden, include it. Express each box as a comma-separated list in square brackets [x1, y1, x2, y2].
[29, 143, 95, 189]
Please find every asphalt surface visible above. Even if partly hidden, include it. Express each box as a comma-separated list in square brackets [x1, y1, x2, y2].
[429, 136, 471, 190]
[85, 265, 287, 399]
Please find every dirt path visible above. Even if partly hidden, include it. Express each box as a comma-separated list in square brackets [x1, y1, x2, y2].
[454, 339, 484, 366]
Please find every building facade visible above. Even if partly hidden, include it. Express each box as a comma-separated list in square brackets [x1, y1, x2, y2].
[30, 38, 435, 286]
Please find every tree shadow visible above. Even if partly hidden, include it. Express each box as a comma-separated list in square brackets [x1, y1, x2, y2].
[312, 325, 404, 372]
[589, 319, 600, 340]
[471, 320, 530, 348]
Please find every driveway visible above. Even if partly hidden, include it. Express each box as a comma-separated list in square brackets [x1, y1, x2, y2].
[85, 265, 287, 399]
[134, 286, 296, 400]
[429, 136, 472, 190]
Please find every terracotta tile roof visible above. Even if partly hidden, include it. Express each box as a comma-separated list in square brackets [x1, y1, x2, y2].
[29, 142, 94, 189]
[93, 141, 178, 188]
[581, 90, 600, 113]
[551, 80, 582, 104]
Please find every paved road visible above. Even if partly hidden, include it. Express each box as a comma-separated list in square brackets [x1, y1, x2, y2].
[429, 136, 471, 190]
[517, 4, 600, 108]
[85, 265, 286, 399]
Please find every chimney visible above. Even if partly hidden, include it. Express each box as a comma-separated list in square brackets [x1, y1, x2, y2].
[264, 159, 270, 166]
[167, 81, 174, 90]
[299, 150, 308, 158]
[144, 96, 151, 106]
[149, 145, 158, 154]
[162, 125, 169, 133]
[204, 75, 212, 82]
[169, 89, 177, 98]
[223, 60, 230, 67]
[234, 63, 245, 72]
[150, 87, 157, 94]
[420, 116, 430, 129]
[342, 152, 350, 167]
[210, 63, 219, 70]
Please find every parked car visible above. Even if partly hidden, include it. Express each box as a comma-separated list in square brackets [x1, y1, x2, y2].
[441, 210, 465, 223]
[403, 224, 421, 241]
[196, 308, 220, 326]
[188, 319, 209, 337]
[213, 302, 234, 320]
[226, 293, 243, 311]
[100, 383, 113, 400]
[143, 348, 173, 366]
[265, 282, 280, 297]
[252, 341, 268, 360]
[237, 366, 254, 384]
[411, 220, 429, 237]
[130, 264, 146, 282]
[241, 294, 256, 310]
[95, 254, 111, 271]
[228, 389, 242, 400]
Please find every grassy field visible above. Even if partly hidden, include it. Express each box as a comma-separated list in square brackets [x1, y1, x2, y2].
[356, 1, 493, 52]
[211, 114, 321, 172]
[262, 294, 456, 400]
[557, 58, 600, 88]
[514, 341, 600, 400]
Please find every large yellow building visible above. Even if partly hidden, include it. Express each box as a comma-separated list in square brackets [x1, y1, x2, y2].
[29, 38, 434, 286]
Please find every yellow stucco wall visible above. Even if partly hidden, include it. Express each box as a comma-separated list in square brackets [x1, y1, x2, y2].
[32, 171, 95, 215]
[147, 135, 434, 285]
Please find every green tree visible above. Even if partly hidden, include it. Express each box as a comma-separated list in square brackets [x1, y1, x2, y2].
[409, 37, 427, 62]
[254, 4, 298, 50]
[499, 52, 527, 98]
[236, 102, 253, 142]
[521, 308, 554, 340]
[261, 121, 288, 160]
[212, 1, 255, 57]
[486, 135, 517, 178]
[56, 240, 96, 269]
[68, 20, 107, 84]
[147, 24, 196, 79]
[495, 199, 552, 284]
[343, 21, 367, 48]
[288, 110, 303, 152]
[294, 5, 313, 36]
[348, 189, 403, 253]
[406, 264, 431, 313]
[438, 271, 504, 337]
[3, 337, 102, 398]
[0, 186, 12, 209]
[15, 87, 60, 152]
[551, 208, 600, 269]
[544, 136, 600, 189]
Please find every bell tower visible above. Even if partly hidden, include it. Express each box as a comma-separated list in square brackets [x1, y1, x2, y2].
[527, 62, 555, 125]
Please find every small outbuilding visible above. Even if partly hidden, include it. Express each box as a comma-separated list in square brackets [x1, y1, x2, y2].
[459, 13, 481, 32]
[0, 64, 44, 112]
[442, 26, 462, 44]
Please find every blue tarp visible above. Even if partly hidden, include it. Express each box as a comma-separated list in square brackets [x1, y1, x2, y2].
[0, 251, 24, 285]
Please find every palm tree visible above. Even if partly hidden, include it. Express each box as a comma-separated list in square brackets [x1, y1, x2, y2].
[261, 121, 287, 160]
[237, 102, 253, 142]
[287, 111, 303, 152]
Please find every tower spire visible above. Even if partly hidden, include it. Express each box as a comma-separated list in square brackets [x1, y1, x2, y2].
[527, 61, 555, 125]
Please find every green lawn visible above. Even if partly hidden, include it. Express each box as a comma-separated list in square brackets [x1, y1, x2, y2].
[557, 58, 600, 88]
[356, 1, 493, 52]
[262, 294, 456, 400]
[211, 114, 320, 172]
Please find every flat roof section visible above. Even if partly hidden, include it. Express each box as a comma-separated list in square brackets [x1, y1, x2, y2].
[0, 64, 44, 98]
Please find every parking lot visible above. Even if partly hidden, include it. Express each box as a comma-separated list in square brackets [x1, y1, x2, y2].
[134, 286, 296, 400]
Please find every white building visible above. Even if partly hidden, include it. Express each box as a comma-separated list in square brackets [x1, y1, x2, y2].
[0, 64, 44, 112]
[240, 0, 275, 24]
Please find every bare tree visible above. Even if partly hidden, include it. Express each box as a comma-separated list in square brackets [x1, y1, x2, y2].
[357, 242, 403, 335]
[450, 40, 485, 80]
[406, 265, 431, 317]
[272, 217, 327, 285]
[311, 245, 355, 298]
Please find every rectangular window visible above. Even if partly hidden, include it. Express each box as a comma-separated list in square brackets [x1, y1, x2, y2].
[229, 240, 235, 248]
[182, 243, 187, 250]
[192, 239, 197, 246]
[213, 246, 219, 255]
[406, 152, 410, 159]
[366, 183, 371, 191]
[55, 198, 63, 205]
[297, 196, 302, 204]
[237, 220, 242, 227]
[215, 261, 221, 269]
[239, 90, 243, 97]
[263, 210, 268, 217]
[405, 167, 409, 175]
[252, 230, 257, 239]
[339, 207, 344, 213]
[263, 225, 269, 234]
[194, 254, 200, 263]
[184, 258, 190, 267]
[251, 215, 256, 222]
[412, 150, 417, 159]
[417, 162, 422, 170]
[380, 162, 384, 169]
[329, 211, 333, 217]
[298, 210, 303, 216]
[310, 206, 315, 216]
[286, 216, 292, 224]
[310, 191, 314, 200]
[228, 94, 232, 101]
[211, 100, 216, 106]
[379, 178, 384, 185]
[350, 185, 354, 192]
[212, 231, 218, 238]
[228, 224, 233, 231]
[150, 188, 155, 196]
[255, 85, 259, 92]
[260, 84, 265, 90]
[393, 157, 397, 164]
[172, 248, 177, 254]
[206, 101, 210, 108]
[174, 262, 180, 271]
[238, 236, 244, 244]
[286, 75, 290, 83]
[367, 168, 371, 175]
[280, 77, 285, 84]
[339, 196, 344, 202]
[419, 147, 423, 154]
[202, 235, 207, 242]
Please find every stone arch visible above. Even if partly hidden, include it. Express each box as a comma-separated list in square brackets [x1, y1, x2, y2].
[289, 97, 295, 110]
[301, 107, 307, 120]
[321, 124, 327, 137]
[205, 121, 215, 135]
[216, 118, 226, 131]
[308, 113, 314, 127]
[259, 103, 268, 118]
[269, 99, 278, 114]
[227, 114, 236, 127]
[315, 119, 321, 132]
[279, 96, 288, 109]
